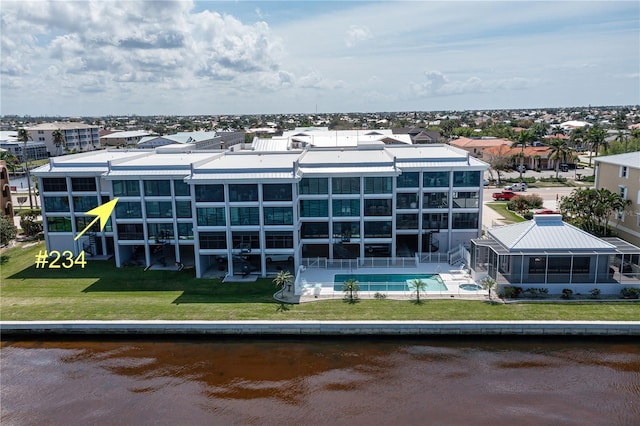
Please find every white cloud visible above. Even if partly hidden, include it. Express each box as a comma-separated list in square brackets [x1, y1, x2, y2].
[345, 25, 372, 48]
[408, 71, 538, 98]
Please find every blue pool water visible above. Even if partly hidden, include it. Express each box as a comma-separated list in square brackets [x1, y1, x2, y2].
[334, 274, 448, 292]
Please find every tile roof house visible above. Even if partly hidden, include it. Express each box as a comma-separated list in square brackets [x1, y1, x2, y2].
[392, 127, 442, 144]
[483, 145, 555, 170]
[449, 137, 513, 159]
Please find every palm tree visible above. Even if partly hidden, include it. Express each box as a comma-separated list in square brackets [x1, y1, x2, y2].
[17, 128, 33, 209]
[586, 124, 607, 168]
[547, 138, 569, 178]
[273, 270, 294, 297]
[0, 151, 19, 175]
[52, 129, 66, 156]
[342, 279, 360, 303]
[480, 277, 497, 300]
[516, 130, 536, 180]
[409, 279, 427, 304]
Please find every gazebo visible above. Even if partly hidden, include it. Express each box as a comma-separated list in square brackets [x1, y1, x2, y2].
[470, 215, 640, 294]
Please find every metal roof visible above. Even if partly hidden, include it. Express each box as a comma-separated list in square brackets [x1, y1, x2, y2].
[594, 151, 640, 168]
[298, 166, 398, 176]
[186, 172, 295, 182]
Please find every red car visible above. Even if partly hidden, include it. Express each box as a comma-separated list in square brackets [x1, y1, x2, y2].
[492, 190, 517, 201]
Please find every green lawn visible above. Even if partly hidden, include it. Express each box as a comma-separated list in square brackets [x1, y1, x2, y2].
[486, 202, 526, 223]
[1, 242, 638, 321]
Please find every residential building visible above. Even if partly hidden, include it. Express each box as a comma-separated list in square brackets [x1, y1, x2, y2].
[392, 127, 442, 144]
[27, 122, 101, 156]
[100, 130, 152, 147]
[137, 131, 221, 149]
[0, 160, 14, 219]
[483, 145, 556, 170]
[594, 151, 640, 247]
[0, 131, 48, 161]
[449, 137, 513, 159]
[33, 139, 488, 279]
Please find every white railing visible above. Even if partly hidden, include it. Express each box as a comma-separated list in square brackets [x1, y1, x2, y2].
[419, 252, 448, 263]
[301, 256, 418, 270]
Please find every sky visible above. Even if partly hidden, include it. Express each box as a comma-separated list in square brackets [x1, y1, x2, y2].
[1, 0, 639, 116]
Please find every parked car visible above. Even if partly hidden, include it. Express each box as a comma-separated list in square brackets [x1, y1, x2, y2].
[492, 190, 517, 201]
[504, 182, 527, 192]
[265, 254, 294, 263]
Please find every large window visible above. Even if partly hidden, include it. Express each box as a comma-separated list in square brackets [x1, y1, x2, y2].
[397, 172, 419, 188]
[301, 222, 329, 238]
[232, 232, 260, 250]
[199, 232, 226, 249]
[177, 223, 193, 240]
[195, 185, 224, 202]
[47, 217, 72, 232]
[364, 199, 392, 216]
[423, 213, 448, 229]
[115, 202, 142, 218]
[264, 207, 293, 225]
[71, 177, 96, 192]
[397, 214, 418, 229]
[174, 180, 191, 196]
[397, 193, 418, 209]
[299, 178, 328, 195]
[423, 172, 449, 188]
[266, 232, 294, 248]
[76, 216, 108, 233]
[423, 192, 448, 209]
[42, 178, 67, 192]
[333, 199, 360, 217]
[364, 177, 392, 194]
[112, 180, 140, 197]
[300, 200, 328, 217]
[147, 223, 174, 240]
[229, 184, 258, 202]
[452, 212, 478, 229]
[196, 207, 225, 226]
[332, 177, 360, 194]
[364, 221, 392, 237]
[44, 196, 70, 212]
[453, 171, 480, 187]
[73, 196, 99, 212]
[117, 223, 144, 240]
[145, 201, 173, 218]
[144, 180, 171, 196]
[230, 207, 259, 225]
[333, 222, 360, 238]
[263, 184, 292, 201]
[175, 201, 192, 218]
[452, 192, 479, 208]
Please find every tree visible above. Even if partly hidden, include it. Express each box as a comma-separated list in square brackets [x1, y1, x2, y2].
[273, 270, 294, 297]
[52, 129, 66, 156]
[547, 138, 569, 178]
[18, 208, 42, 237]
[0, 214, 17, 246]
[342, 279, 360, 303]
[480, 277, 497, 300]
[409, 279, 427, 304]
[16, 128, 34, 209]
[586, 124, 607, 168]
[559, 188, 631, 237]
[0, 151, 19, 175]
[515, 130, 536, 180]
[486, 144, 512, 185]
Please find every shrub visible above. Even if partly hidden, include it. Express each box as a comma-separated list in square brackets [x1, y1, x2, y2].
[19, 210, 42, 237]
[374, 292, 387, 300]
[540, 177, 567, 183]
[561, 288, 573, 299]
[621, 288, 639, 299]
[503, 286, 523, 298]
[590, 288, 601, 298]
[523, 288, 548, 298]
[0, 214, 17, 246]
[523, 211, 534, 220]
[507, 194, 544, 213]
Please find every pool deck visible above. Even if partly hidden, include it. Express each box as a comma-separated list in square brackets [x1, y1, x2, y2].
[293, 262, 488, 303]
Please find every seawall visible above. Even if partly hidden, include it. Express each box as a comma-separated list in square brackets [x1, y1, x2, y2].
[1, 320, 640, 336]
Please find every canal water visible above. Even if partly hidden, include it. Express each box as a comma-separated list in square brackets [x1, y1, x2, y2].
[1, 338, 639, 425]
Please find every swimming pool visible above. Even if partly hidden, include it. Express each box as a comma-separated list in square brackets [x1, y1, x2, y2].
[334, 274, 448, 292]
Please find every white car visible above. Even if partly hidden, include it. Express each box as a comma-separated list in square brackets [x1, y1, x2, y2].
[265, 254, 294, 263]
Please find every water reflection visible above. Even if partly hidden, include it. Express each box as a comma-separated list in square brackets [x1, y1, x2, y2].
[2, 338, 639, 425]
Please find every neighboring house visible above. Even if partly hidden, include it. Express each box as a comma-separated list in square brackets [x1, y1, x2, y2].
[392, 127, 441, 144]
[470, 214, 640, 295]
[217, 131, 245, 149]
[27, 122, 101, 156]
[0, 160, 14, 219]
[137, 131, 221, 149]
[483, 145, 556, 170]
[100, 130, 152, 147]
[33, 142, 488, 279]
[594, 151, 640, 247]
[0, 131, 48, 162]
[449, 137, 513, 159]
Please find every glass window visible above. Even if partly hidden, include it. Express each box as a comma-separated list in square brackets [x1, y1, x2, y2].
[144, 180, 171, 196]
[264, 207, 293, 225]
[453, 171, 481, 187]
[71, 177, 96, 192]
[263, 184, 292, 201]
[299, 178, 328, 195]
[452, 192, 479, 208]
[112, 180, 140, 196]
[196, 207, 226, 226]
[332, 199, 360, 217]
[333, 222, 360, 238]
[148, 223, 174, 240]
[423, 192, 448, 209]
[174, 180, 190, 196]
[266, 232, 293, 248]
[175, 201, 192, 218]
[44, 196, 70, 212]
[230, 207, 259, 225]
[76, 216, 107, 233]
[364, 177, 392, 194]
[300, 200, 328, 217]
[397, 214, 418, 229]
[47, 217, 72, 232]
[229, 184, 258, 202]
[423, 172, 449, 188]
[332, 177, 360, 194]
[117, 223, 144, 240]
[364, 199, 392, 216]
[232, 232, 260, 249]
[178, 223, 193, 240]
[397, 172, 419, 188]
[42, 178, 67, 192]
[452, 212, 478, 229]
[422, 213, 448, 229]
[195, 185, 224, 202]
[396, 193, 418, 209]
[115, 202, 142, 218]
[73, 196, 99, 212]
[145, 201, 173, 218]
[301, 222, 329, 238]
[364, 221, 392, 237]
[199, 232, 226, 249]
